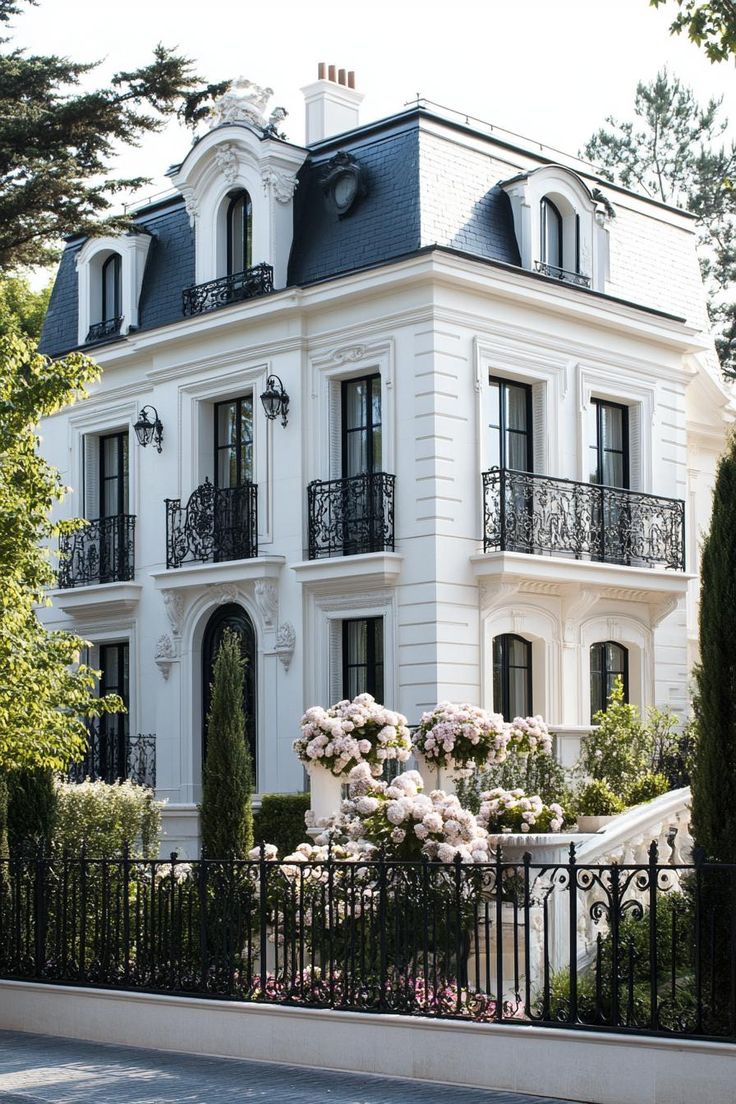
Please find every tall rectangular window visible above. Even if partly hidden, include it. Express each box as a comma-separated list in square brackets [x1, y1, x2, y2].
[488, 378, 533, 472]
[588, 399, 629, 488]
[99, 431, 129, 517]
[342, 617, 384, 702]
[99, 641, 130, 778]
[341, 375, 382, 477]
[214, 394, 254, 488]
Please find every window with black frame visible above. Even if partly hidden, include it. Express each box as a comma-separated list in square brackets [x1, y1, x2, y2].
[488, 377, 533, 552]
[342, 617, 384, 702]
[99, 430, 130, 582]
[226, 189, 252, 275]
[101, 253, 122, 325]
[98, 641, 129, 781]
[341, 374, 383, 555]
[540, 197, 563, 270]
[588, 398, 630, 562]
[493, 634, 532, 721]
[213, 394, 254, 561]
[590, 641, 629, 720]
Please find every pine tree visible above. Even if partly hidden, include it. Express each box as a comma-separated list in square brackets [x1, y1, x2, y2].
[692, 434, 736, 862]
[199, 629, 253, 859]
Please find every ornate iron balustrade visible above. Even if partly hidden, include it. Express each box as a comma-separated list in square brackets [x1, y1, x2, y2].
[482, 467, 685, 570]
[182, 263, 274, 317]
[307, 471, 395, 559]
[533, 259, 591, 288]
[85, 316, 122, 342]
[166, 478, 258, 569]
[58, 514, 136, 588]
[69, 721, 156, 788]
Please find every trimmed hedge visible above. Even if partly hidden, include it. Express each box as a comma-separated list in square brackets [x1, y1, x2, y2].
[253, 792, 310, 857]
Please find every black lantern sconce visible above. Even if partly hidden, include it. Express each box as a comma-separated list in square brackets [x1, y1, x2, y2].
[133, 405, 164, 453]
[260, 374, 289, 428]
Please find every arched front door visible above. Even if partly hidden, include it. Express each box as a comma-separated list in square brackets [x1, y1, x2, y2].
[201, 603, 257, 777]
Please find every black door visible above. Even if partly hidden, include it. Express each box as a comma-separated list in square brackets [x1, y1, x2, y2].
[202, 604, 257, 777]
[588, 399, 630, 562]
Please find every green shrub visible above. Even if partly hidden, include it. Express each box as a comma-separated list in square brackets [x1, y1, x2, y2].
[7, 768, 57, 854]
[624, 771, 669, 806]
[457, 745, 572, 814]
[253, 792, 309, 856]
[574, 779, 625, 817]
[53, 778, 162, 858]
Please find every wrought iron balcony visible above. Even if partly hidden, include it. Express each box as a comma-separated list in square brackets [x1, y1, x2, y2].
[166, 478, 258, 569]
[58, 514, 136, 588]
[533, 260, 591, 288]
[307, 472, 396, 560]
[482, 468, 685, 571]
[182, 263, 274, 317]
[69, 720, 156, 788]
[85, 316, 123, 343]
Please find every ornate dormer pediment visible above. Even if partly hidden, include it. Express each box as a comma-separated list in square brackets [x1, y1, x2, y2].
[208, 78, 288, 139]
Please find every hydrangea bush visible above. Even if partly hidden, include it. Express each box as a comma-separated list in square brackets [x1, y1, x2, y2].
[507, 716, 552, 756]
[413, 702, 509, 771]
[477, 787, 565, 834]
[294, 694, 412, 778]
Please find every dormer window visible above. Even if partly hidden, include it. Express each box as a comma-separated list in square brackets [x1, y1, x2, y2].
[75, 233, 152, 348]
[540, 197, 562, 270]
[537, 195, 586, 286]
[226, 189, 253, 274]
[99, 253, 122, 335]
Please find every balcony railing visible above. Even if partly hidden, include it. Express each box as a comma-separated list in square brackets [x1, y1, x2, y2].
[482, 468, 685, 571]
[166, 478, 258, 569]
[85, 316, 122, 343]
[533, 260, 591, 288]
[307, 472, 396, 560]
[69, 720, 156, 788]
[182, 263, 274, 317]
[58, 514, 136, 588]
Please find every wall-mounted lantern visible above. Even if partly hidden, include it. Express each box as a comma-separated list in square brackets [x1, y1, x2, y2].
[133, 405, 164, 453]
[260, 374, 289, 428]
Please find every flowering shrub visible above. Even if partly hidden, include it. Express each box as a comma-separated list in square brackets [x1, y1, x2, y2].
[477, 788, 565, 834]
[507, 715, 552, 756]
[413, 701, 509, 771]
[294, 693, 412, 778]
[53, 777, 162, 858]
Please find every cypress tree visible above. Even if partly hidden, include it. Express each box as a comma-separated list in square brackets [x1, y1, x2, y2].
[199, 629, 253, 859]
[692, 434, 736, 863]
[7, 768, 57, 854]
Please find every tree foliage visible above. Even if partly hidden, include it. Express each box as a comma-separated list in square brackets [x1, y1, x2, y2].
[0, 276, 51, 340]
[692, 433, 736, 863]
[199, 629, 254, 859]
[0, 333, 122, 774]
[583, 70, 736, 375]
[650, 0, 736, 62]
[0, 0, 228, 270]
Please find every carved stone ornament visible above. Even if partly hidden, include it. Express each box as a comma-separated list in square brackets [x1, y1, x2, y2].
[261, 168, 298, 204]
[209, 78, 288, 138]
[215, 143, 239, 185]
[330, 343, 366, 365]
[162, 589, 186, 636]
[154, 633, 177, 680]
[254, 580, 279, 627]
[320, 151, 368, 219]
[211, 583, 239, 606]
[275, 621, 296, 670]
[182, 188, 199, 227]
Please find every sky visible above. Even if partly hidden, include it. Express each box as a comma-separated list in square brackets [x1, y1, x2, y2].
[11, 0, 736, 215]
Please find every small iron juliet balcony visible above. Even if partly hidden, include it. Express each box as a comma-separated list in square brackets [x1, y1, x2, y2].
[69, 721, 156, 788]
[85, 316, 123, 343]
[58, 515, 136, 589]
[533, 260, 591, 288]
[482, 468, 685, 571]
[166, 478, 258, 569]
[307, 472, 396, 560]
[182, 264, 274, 317]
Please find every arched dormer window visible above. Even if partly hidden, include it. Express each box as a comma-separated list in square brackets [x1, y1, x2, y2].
[540, 197, 563, 270]
[226, 189, 252, 275]
[101, 253, 122, 326]
[76, 234, 151, 347]
[590, 641, 628, 720]
[538, 194, 583, 284]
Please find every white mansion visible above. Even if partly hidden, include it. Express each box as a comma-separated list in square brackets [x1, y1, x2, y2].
[38, 69, 732, 853]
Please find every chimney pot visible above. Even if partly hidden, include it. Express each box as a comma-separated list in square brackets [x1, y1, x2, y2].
[347, 71, 356, 89]
[318, 62, 326, 80]
[338, 68, 346, 86]
[328, 64, 336, 82]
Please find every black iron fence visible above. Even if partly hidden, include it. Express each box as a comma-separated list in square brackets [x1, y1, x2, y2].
[482, 468, 686, 571]
[182, 264, 274, 317]
[1, 845, 733, 1042]
[166, 479, 258, 569]
[58, 515, 136, 589]
[85, 317, 122, 343]
[307, 472, 396, 559]
[68, 722, 156, 788]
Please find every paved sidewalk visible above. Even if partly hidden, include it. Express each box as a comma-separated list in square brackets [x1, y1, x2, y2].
[0, 1030, 583, 1104]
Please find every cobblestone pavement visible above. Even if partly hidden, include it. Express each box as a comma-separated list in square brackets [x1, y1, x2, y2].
[0, 1030, 584, 1104]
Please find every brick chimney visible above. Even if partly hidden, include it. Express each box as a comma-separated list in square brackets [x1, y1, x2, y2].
[301, 63, 364, 145]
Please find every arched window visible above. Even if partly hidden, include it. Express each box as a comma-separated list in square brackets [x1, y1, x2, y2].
[590, 641, 628, 720]
[226, 189, 252, 275]
[540, 197, 563, 270]
[202, 603, 257, 776]
[101, 253, 121, 324]
[493, 634, 532, 721]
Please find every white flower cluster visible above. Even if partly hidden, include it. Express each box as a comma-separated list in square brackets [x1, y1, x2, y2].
[414, 701, 509, 770]
[324, 763, 492, 863]
[507, 715, 552, 756]
[477, 788, 565, 834]
[293, 694, 412, 778]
